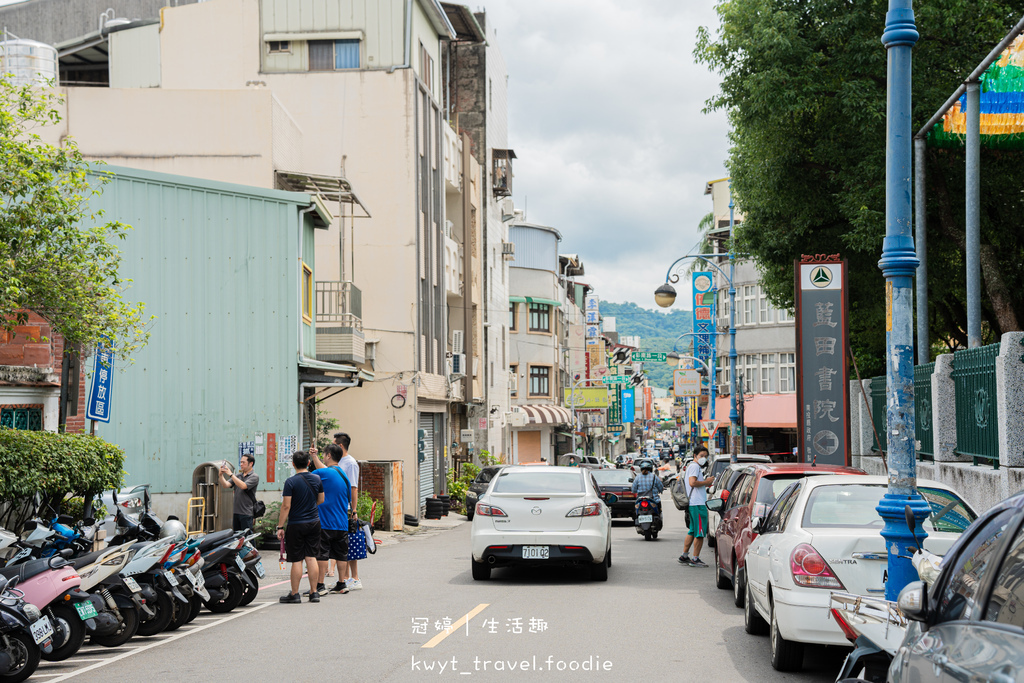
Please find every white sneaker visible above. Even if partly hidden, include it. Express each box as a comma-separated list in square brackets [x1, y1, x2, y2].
[348, 579, 363, 590]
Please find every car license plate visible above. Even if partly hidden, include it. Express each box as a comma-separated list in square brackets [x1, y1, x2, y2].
[254, 560, 265, 579]
[123, 577, 141, 593]
[30, 616, 53, 645]
[235, 555, 246, 573]
[522, 546, 549, 560]
[637, 514, 653, 523]
[73, 600, 98, 621]
[163, 570, 178, 586]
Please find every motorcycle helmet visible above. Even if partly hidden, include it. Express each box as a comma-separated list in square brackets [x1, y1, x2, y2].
[638, 459, 653, 472]
[159, 519, 187, 543]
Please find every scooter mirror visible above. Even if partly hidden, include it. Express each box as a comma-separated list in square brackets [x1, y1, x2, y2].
[59, 548, 73, 558]
[905, 504, 922, 551]
[81, 517, 95, 527]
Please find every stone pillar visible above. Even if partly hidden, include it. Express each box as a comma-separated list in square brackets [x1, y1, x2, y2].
[997, 332, 1024, 468]
[856, 379, 876, 455]
[849, 380, 862, 456]
[931, 353, 965, 462]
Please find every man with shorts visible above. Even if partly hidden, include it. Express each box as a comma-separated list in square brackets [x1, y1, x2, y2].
[310, 443, 352, 595]
[678, 446, 714, 568]
[277, 450, 324, 603]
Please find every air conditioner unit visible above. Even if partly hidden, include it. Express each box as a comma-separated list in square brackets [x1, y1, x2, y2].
[452, 330, 465, 355]
[502, 242, 515, 260]
[451, 353, 467, 375]
[508, 409, 527, 427]
[717, 384, 730, 396]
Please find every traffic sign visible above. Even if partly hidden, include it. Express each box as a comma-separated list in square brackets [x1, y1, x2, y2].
[700, 420, 721, 438]
[631, 351, 667, 363]
[602, 376, 630, 385]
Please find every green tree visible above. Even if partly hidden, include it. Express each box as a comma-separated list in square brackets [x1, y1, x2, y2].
[696, 0, 1023, 372]
[0, 77, 149, 359]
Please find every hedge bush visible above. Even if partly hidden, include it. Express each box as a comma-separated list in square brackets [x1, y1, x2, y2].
[0, 429, 125, 499]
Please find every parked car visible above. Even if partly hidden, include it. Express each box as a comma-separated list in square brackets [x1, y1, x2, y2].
[464, 465, 506, 521]
[706, 463, 749, 547]
[591, 469, 637, 519]
[707, 453, 772, 485]
[704, 455, 774, 546]
[891, 487, 1024, 683]
[470, 466, 612, 582]
[738, 475, 976, 672]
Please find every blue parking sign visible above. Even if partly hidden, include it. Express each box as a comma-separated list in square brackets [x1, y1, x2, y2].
[86, 343, 114, 423]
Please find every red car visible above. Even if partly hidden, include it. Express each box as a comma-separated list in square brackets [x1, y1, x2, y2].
[710, 463, 863, 608]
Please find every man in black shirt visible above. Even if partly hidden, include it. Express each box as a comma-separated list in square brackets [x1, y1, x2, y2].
[276, 450, 324, 603]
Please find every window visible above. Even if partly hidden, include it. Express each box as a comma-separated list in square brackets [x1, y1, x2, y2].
[780, 353, 796, 393]
[778, 308, 794, 323]
[743, 285, 756, 325]
[759, 287, 773, 323]
[985, 524, 1024, 627]
[268, 40, 291, 53]
[744, 354, 758, 395]
[509, 365, 518, 397]
[493, 469, 583, 494]
[938, 508, 1015, 622]
[302, 263, 313, 323]
[761, 353, 776, 393]
[0, 407, 43, 431]
[528, 303, 551, 333]
[420, 42, 433, 93]
[529, 366, 550, 396]
[763, 482, 802, 533]
[509, 303, 518, 331]
[309, 39, 360, 71]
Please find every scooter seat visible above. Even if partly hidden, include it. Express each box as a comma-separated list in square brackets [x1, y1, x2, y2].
[0, 557, 60, 582]
[197, 529, 236, 551]
[69, 549, 107, 570]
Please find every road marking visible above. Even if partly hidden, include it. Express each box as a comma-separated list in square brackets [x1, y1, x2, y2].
[47, 602, 275, 681]
[421, 604, 489, 649]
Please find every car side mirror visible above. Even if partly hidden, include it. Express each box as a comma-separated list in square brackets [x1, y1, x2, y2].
[706, 498, 724, 513]
[752, 502, 768, 518]
[898, 581, 929, 622]
[604, 493, 618, 505]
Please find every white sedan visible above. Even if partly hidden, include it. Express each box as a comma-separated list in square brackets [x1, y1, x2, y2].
[470, 466, 612, 582]
[740, 475, 975, 672]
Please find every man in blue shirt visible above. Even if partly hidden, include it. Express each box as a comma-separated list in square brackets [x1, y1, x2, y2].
[631, 460, 663, 504]
[309, 443, 352, 595]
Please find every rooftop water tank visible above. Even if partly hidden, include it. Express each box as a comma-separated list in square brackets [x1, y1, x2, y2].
[0, 37, 58, 87]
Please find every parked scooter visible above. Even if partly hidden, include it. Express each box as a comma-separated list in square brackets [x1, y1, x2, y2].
[72, 541, 144, 647]
[0, 574, 53, 683]
[198, 531, 252, 613]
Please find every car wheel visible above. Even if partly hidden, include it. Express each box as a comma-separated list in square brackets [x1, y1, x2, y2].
[733, 561, 745, 608]
[744, 579, 768, 635]
[466, 508, 474, 521]
[714, 544, 730, 589]
[591, 559, 608, 581]
[471, 558, 490, 581]
[708, 531, 716, 548]
[606, 546, 612, 567]
[769, 597, 804, 672]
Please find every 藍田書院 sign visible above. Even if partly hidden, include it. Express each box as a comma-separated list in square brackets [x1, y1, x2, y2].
[795, 256, 850, 466]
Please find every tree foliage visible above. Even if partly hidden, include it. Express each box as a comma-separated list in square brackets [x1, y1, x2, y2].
[0, 77, 149, 357]
[0, 429, 124, 498]
[696, 0, 1023, 373]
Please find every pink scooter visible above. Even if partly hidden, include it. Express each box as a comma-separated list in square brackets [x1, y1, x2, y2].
[0, 553, 97, 662]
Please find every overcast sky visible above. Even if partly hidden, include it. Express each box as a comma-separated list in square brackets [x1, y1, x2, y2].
[479, 0, 729, 312]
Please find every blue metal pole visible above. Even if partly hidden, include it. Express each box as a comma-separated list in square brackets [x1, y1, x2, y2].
[965, 81, 982, 348]
[878, 0, 930, 601]
[728, 189, 739, 464]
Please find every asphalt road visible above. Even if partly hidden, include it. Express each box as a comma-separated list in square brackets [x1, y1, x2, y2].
[40, 504, 850, 682]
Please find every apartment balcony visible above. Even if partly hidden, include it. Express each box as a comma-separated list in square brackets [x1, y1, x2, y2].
[315, 281, 365, 365]
[444, 223, 463, 299]
[492, 149, 516, 198]
[444, 124, 462, 192]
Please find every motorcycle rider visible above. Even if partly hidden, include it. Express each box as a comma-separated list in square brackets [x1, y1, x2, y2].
[631, 460, 664, 507]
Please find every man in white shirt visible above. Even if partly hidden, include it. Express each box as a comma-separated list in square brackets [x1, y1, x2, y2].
[678, 446, 714, 568]
[334, 432, 363, 590]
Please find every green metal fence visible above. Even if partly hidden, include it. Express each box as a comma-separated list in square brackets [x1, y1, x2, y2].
[951, 343, 1001, 468]
[869, 375, 887, 454]
[914, 363, 935, 460]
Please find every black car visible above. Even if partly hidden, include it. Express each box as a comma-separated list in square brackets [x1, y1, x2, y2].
[464, 466, 505, 521]
[592, 469, 637, 519]
[892, 488, 1024, 683]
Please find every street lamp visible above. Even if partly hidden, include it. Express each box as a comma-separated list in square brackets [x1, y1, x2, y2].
[655, 253, 740, 464]
[878, 0, 930, 601]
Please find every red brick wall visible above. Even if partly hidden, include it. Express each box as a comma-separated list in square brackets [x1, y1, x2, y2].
[359, 461, 386, 502]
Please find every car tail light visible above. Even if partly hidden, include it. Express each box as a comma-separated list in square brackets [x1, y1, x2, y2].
[566, 504, 601, 517]
[790, 543, 844, 589]
[830, 608, 859, 643]
[476, 503, 507, 517]
[487, 546, 511, 551]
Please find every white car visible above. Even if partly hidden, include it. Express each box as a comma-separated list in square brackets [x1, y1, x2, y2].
[740, 475, 976, 672]
[470, 466, 612, 582]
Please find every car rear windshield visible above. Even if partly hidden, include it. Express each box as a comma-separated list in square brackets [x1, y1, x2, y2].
[477, 467, 501, 484]
[755, 475, 804, 505]
[802, 484, 976, 532]
[592, 470, 632, 485]
[492, 470, 584, 494]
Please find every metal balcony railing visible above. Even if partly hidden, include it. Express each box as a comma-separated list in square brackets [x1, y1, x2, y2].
[316, 281, 362, 330]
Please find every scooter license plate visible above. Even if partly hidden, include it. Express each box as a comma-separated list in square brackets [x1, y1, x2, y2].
[235, 555, 246, 573]
[123, 577, 141, 593]
[30, 616, 53, 645]
[522, 546, 549, 560]
[163, 570, 179, 586]
[183, 570, 197, 586]
[637, 515, 653, 524]
[254, 560, 265, 579]
[73, 600, 99, 621]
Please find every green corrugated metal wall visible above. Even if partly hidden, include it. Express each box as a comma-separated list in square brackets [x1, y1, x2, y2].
[86, 166, 317, 493]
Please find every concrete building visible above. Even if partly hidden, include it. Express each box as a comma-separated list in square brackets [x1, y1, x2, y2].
[705, 178, 797, 455]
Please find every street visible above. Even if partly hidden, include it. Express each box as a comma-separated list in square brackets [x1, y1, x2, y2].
[39, 504, 848, 682]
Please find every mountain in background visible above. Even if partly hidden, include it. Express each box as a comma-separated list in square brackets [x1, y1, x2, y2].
[601, 301, 693, 389]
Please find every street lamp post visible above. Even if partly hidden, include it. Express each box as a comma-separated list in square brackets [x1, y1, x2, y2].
[656, 254, 740, 464]
[878, 0, 930, 601]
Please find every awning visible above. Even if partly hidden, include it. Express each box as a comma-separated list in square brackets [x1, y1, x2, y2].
[509, 296, 562, 308]
[715, 394, 797, 429]
[518, 404, 574, 425]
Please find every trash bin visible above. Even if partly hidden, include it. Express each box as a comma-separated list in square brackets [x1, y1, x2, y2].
[191, 461, 234, 533]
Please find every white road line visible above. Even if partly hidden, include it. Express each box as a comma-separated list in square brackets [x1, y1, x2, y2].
[47, 603, 275, 682]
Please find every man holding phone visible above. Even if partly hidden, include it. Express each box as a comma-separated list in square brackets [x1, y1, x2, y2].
[219, 454, 259, 532]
